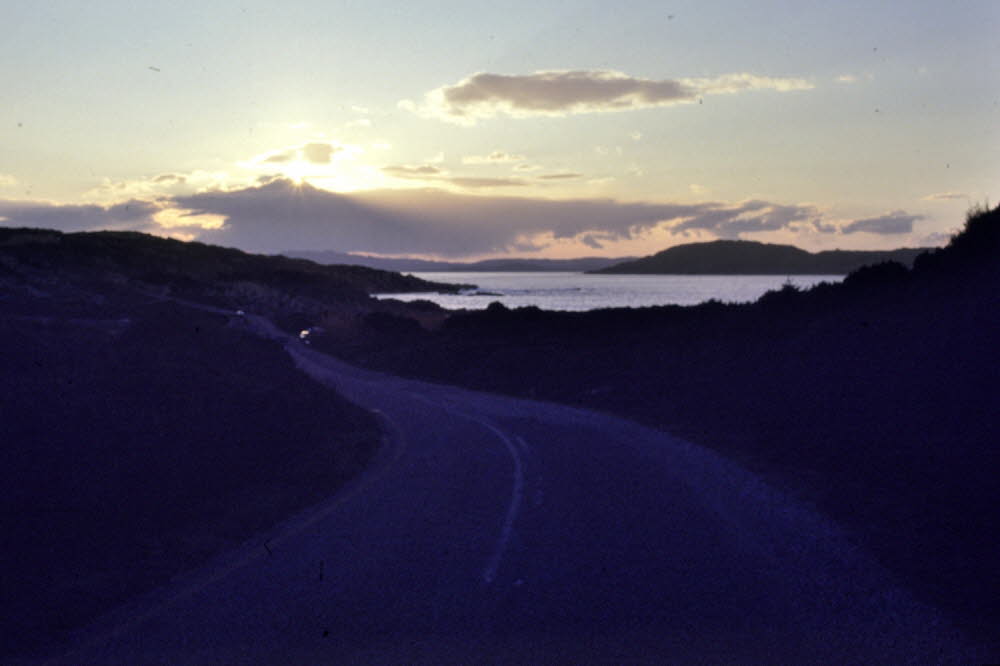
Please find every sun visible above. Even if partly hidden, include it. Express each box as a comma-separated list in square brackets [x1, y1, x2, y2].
[306, 162, 396, 193]
[281, 161, 310, 185]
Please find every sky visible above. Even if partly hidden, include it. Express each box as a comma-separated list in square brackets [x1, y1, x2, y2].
[1, 1, 997, 259]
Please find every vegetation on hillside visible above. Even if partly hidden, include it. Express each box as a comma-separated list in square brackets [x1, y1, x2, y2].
[0, 229, 427, 659]
[0, 227, 467, 317]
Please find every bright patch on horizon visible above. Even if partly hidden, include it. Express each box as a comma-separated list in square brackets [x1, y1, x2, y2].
[247, 141, 361, 168]
[238, 141, 389, 191]
[153, 207, 227, 231]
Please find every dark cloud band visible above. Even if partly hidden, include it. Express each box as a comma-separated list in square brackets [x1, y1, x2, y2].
[841, 211, 923, 235]
[1, 183, 924, 257]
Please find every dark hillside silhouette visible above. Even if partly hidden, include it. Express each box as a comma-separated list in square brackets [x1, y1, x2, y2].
[324, 203, 1000, 651]
[594, 238, 925, 274]
[0, 304, 382, 658]
[0, 229, 460, 659]
[0, 228, 467, 305]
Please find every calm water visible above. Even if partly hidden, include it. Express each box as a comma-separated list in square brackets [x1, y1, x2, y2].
[376, 272, 844, 311]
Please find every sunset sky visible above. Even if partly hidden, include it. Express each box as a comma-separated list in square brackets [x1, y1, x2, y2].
[2, 1, 997, 259]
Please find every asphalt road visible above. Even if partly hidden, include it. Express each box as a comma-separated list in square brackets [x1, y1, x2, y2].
[44, 315, 980, 664]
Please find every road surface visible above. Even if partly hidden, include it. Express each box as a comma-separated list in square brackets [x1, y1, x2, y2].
[43, 314, 978, 664]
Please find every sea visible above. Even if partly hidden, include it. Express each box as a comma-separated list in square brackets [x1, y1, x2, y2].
[376, 273, 844, 312]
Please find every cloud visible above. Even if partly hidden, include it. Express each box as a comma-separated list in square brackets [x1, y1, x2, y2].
[302, 142, 339, 164]
[462, 151, 526, 165]
[445, 177, 525, 188]
[404, 69, 813, 123]
[6, 182, 920, 258]
[812, 219, 838, 234]
[0, 174, 20, 188]
[151, 206, 227, 231]
[83, 170, 235, 203]
[922, 191, 968, 201]
[667, 200, 820, 239]
[537, 173, 583, 180]
[579, 232, 620, 250]
[920, 231, 952, 246]
[166, 179, 557, 255]
[381, 165, 525, 189]
[841, 210, 923, 234]
[685, 73, 813, 95]
[251, 142, 350, 166]
[147, 179, 844, 256]
[263, 150, 296, 164]
[164, 179, 416, 253]
[835, 74, 858, 84]
[381, 164, 443, 179]
[0, 198, 162, 232]
[152, 173, 187, 185]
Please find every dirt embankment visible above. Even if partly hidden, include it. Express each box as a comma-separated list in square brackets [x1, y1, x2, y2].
[0, 280, 381, 660]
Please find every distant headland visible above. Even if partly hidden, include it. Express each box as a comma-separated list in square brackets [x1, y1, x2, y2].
[592, 239, 927, 274]
[287, 240, 930, 275]
[283, 250, 632, 273]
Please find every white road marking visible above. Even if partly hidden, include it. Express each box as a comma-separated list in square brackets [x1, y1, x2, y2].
[203, 312, 531, 587]
[477, 421, 525, 585]
[403, 392, 528, 585]
[515, 435, 545, 507]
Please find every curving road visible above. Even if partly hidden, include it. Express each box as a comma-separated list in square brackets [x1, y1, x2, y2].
[45, 314, 979, 664]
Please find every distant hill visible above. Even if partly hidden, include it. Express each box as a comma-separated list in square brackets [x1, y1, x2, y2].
[284, 249, 633, 273]
[592, 239, 927, 274]
[0, 228, 468, 310]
